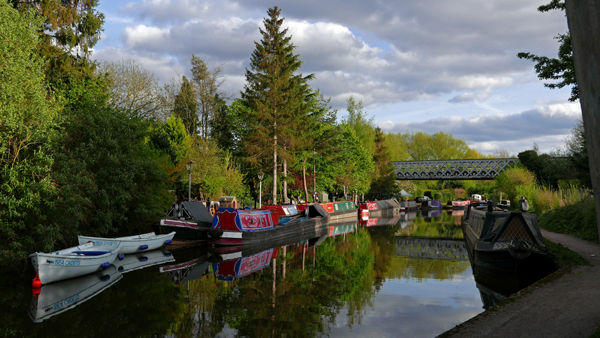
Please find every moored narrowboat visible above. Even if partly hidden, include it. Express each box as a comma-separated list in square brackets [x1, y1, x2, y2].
[444, 200, 471, 210]
[159, 201, 213, 240]
[318, 201, 358, 221]
[358, 198, 401, 219]
[399, 200, 418, 212]
[208, 204, 330, 246]
[421, 199, 443, 210]
[461, 203, 554, 276]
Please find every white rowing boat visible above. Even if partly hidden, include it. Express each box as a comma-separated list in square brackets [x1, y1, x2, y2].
[30, 242, 122, 285]
[77, 231, 176, 254]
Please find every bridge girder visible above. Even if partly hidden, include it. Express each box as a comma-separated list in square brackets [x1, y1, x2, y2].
[392, 158, 520, 180]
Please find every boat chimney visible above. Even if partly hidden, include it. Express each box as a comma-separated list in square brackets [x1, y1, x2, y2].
[487, 200, 493, 212]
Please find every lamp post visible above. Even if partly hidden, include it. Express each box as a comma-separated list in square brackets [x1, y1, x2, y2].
[258, 170, 264, 209]
[186, 160, 195, 202]
[313, 148, 316, 202]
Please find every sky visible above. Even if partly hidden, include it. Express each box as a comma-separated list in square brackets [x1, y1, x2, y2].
[92, 0, 581, 156]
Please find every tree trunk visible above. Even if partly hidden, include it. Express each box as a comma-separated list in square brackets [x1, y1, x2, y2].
[283, 158, 289, 204]
[273, 119, 278, 205]
[303, 158, 309, 203]
[566, 0, 600, 235]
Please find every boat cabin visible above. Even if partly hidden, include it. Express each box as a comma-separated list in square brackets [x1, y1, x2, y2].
[219, 196, 238, 209]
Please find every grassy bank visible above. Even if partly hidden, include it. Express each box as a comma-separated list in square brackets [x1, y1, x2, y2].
[538, 197, 598, 243]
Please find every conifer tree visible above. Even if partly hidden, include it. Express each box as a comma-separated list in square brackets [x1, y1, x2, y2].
[242, 6, 314, 204]
[369, 127, 398, 199]
[173, 76, 199, 136]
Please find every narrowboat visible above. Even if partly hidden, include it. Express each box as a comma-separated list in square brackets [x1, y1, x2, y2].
[78, 231, 175, 254]
[358, 198, 401, 219]
[159, 201, 213, 240]
[444, 200, 471, 210]
[319, 201, 358, 221]
[29, 265, 122, 323]
[461, 202, 555, 276]
[208, 204, 330, 246]
[30, 242, 123, 285]
[399, 200, 418, 212]
[421, 199, 443, 210]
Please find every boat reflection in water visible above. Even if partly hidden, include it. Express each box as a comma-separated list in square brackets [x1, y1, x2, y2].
[213, 248, 277, 281]
[29, 265, 122, 323]
[359, 215, 402, 227]
[399, 211, 417, 228]
[419, 208, 443, 220]
[115, 249, 175, 273]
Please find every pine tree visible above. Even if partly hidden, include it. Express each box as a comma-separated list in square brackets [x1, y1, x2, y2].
[242, 6, 314, 204]
[173, 76, 199, 136]
[369, 127, 398, 199]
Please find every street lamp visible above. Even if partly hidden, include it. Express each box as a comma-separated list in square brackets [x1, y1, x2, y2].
[186, 160, 195, 202]
[257, 170, 264, 209]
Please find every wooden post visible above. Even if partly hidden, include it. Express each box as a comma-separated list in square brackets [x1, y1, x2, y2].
[565, 0, 600, 234]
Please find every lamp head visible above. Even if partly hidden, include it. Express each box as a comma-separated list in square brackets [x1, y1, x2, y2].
[257, 170, 264, 181]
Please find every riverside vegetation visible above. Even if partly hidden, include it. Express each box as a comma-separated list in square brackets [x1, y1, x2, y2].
[1, 1, 594, 268]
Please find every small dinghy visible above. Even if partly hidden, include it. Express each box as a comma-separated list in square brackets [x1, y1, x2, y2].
[77, 231, 176, 254]
[30, 242, 122, 285]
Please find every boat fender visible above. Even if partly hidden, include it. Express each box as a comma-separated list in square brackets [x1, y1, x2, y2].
[118, 266, 124, 272]
[139, 256, 148, 262]
[32, 287, 41, 298]
[101, 275, 111, 282]
[139, 245, 149, 250]
[32, 275, 42, 288]
[508, 241, 532, 260]
[164, 252, 172, 257]
[164, 240, 172, 245]
[118, 254, 124, 260]
[100, 262, 111, 269]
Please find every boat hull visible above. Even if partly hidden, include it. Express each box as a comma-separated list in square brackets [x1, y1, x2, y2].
[159, 219, 209, 240]
[30, 243, 121, 285]
[78, 232, 176, 254]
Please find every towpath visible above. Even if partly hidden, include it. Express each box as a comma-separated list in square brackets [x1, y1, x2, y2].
[439, 230, 600, 338]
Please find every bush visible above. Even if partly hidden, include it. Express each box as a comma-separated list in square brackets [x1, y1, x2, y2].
[538, 197, 598, 242]
[453, 188, 467, 199]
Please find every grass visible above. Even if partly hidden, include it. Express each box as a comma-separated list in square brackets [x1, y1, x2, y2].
[544, 239, 590, 267]
[538, 197, 598, 243]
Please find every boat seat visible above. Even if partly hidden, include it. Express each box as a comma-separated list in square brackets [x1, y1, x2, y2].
[71, 251, 110, 256]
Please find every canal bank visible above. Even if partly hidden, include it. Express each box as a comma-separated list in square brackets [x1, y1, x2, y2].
[439, 230, 600, 338]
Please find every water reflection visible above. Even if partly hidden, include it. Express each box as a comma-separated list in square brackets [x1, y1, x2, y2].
[29, 265, 122, 323]
[2, 213, 548, 337]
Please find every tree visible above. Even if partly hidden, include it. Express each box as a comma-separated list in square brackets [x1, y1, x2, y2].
[566, 118, 591, 188]
[343, 96, 375, 154]
[0, 0, 60, 264]
[12, 0, 106, 100]
[190, 55, 228, 140]
[100, 58, 163, 120]
[517, 0, 578, 101]
[369, 127, 398, 199]
[241, 6, 314, 204]
[173, 76, 199, 135]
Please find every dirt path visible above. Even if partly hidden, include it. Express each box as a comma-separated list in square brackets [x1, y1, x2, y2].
[439, 230, 600, 338]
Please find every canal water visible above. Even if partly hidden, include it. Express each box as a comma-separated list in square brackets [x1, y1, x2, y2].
[0, 210, 540, 337]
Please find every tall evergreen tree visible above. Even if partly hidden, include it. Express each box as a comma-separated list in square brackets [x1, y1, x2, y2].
[241, 6, 314, 204]
[173, 76, 199, 136]
[369, 127, 398, 199]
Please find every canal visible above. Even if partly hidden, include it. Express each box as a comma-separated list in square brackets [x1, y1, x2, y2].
[0, 210, 545, 337]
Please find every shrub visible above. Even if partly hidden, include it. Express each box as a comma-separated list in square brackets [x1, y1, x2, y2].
[453, 188, 467, 199]
[538, 197, 598, 242]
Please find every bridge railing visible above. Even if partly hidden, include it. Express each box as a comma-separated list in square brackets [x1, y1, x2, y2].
[391, 158, 520, 180]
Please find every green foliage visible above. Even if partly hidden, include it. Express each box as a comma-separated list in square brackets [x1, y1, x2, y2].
[387, 131, 482, 161]
[343, 96, 375, 154]
[0, 1, 61, 263]
[517, 0, 577, 101]
[335, 124, 375, 194]
[173, 76, 198, 135]
[539, 197, 598, 242]
[544, 239, 590, 267]
[495, 166, 536, 202]
[565, 118, 591, 188]
[368, 127, 398, 199]
[241, 6, 315, 202]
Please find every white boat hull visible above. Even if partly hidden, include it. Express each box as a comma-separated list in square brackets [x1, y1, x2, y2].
[30, 242, 121, 285]
[77, 232, 176, 254]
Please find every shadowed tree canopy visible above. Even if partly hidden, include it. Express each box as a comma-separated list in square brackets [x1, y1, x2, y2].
[173, 76, 199, 136]
[517, 0, 578, 101]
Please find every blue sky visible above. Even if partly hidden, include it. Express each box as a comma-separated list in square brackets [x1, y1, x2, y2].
[93, 0, 580, 156]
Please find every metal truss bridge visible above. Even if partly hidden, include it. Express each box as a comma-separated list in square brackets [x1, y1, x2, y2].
[391, 158, 520, 180]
